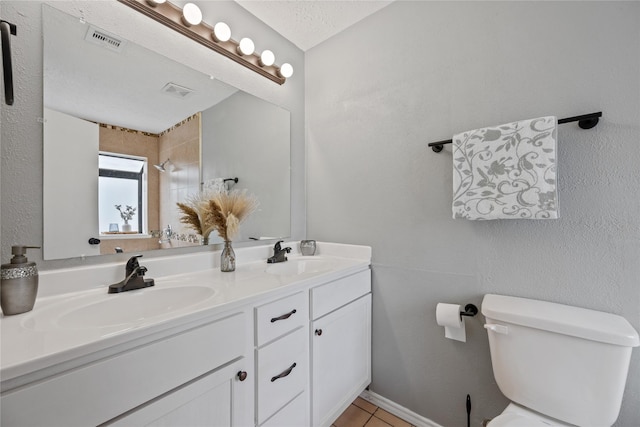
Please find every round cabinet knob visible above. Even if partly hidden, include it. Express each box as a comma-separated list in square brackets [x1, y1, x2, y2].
[315, 329, 323, 336]
[88, 238, 101, 245]
[237, 371, 248, 381]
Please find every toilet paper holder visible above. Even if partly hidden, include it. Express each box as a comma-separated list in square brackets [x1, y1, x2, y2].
[460, 304, 478, 319]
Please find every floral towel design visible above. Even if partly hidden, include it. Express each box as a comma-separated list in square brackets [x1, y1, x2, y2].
[203, 178, 227, 194]
[452, 116, 558, 220]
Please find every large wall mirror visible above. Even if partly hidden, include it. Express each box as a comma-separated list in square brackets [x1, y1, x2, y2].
[42, 5, 291, 261]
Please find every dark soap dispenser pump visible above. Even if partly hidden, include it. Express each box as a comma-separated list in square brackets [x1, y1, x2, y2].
[1, 245, 40, 315]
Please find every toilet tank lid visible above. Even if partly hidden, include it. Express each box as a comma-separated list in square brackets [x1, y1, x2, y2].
[481, 294, 639, 347]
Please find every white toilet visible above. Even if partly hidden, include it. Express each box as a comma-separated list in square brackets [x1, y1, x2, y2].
[481, 294, 639, 427]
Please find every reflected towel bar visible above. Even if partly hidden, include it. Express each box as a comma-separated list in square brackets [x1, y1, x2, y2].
[428, 111, 602, 153]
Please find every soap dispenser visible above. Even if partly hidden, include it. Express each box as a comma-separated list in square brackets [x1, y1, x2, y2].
[1, 246, 40, 315]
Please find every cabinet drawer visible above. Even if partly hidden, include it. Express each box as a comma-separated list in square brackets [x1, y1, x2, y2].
[1, 312, 247, 427]
[261, 390, 308, 427]
[255, 291, 307, 347]
[257, 327, 307, 424]
[311, 270, 371, 319]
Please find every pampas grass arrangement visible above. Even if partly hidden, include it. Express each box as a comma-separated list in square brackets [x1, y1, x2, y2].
[177, 189, 259, 242]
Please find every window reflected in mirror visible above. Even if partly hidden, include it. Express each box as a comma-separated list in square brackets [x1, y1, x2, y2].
[98, 153, 146, 234]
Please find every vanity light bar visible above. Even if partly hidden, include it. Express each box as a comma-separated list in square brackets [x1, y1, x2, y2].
[117, 0, 290, 85]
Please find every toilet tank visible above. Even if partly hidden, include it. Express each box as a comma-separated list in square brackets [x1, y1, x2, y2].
[482, 294, 639, 427]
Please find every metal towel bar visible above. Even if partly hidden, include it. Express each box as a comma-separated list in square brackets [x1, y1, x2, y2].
[428, 111, 602, 153]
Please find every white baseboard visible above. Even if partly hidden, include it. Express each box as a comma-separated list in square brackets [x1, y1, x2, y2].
[359, 390, 444, 427]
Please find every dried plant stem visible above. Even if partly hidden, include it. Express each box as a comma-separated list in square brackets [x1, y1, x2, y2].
[203, 199, 228, 241]
[176, 189, 259, 242]
[176, 202, 202, 235]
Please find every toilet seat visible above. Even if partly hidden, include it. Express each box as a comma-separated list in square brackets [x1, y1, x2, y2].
[487, 403, 574, 427]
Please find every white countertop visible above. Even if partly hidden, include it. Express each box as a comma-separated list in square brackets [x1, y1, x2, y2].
[0, 242, 371, 385]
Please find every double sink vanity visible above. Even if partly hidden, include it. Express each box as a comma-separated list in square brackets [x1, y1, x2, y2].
[0, 242, 372, 427]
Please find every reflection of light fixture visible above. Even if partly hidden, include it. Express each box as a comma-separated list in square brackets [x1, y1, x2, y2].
[154, 158, 171, 172]
[212, 22, 231, 42]
[181, 3, 202, 26]
[278, 63, 294, 78]
[260, 50, 275, 67]
[237, 38, 255, 56]
[117, 0, 293, 85]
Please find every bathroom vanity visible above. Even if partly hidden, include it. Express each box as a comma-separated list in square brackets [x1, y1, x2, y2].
[0, 242, 371, 427]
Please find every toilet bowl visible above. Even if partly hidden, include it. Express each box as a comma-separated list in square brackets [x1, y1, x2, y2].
[488, 403, 573, 427]
[482, 294, 639, 427]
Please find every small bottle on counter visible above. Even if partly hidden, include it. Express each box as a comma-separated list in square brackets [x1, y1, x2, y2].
[1, 245, 40, 315]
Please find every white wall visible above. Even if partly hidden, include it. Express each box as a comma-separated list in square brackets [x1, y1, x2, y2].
[201, 91, 290, 242]
[306, 2, 640, 426]
[0, 0, 304, 268]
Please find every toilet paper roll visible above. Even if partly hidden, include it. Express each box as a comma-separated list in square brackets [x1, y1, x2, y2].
[436, 303, 466, 342]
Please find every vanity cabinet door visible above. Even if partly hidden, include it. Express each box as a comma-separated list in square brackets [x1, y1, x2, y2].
[106, 358, 252, 427]
[311, 293, 371, 427]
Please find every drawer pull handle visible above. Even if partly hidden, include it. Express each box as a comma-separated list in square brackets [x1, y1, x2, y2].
[270, 309, 297, 323]
[237, 371, 248, 381]
[315, 329, 323, 336]
[271, 363, 297, 382]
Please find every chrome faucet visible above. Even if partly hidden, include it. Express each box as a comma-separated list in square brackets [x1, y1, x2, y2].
[108, 255, 155, 293]
[267, 241, 291, 264]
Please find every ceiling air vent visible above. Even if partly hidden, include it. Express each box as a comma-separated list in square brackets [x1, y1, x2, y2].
[84, 25, 126, 53]
[161, 82, 195, 99]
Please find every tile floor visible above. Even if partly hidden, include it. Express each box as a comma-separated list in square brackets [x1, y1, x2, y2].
[332, 397, 415, 427]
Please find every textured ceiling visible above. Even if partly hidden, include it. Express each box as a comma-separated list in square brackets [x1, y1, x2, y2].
[235, 1, 394, 51]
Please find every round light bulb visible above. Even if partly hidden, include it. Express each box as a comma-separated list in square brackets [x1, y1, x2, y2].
[260, 50, 275, 67]
[278, 63, 294, 78]
[237, 38, 255, 56]
[182, 3, 202, 26]
[212, 22, 231, 42]
[146, 0, 166, 6]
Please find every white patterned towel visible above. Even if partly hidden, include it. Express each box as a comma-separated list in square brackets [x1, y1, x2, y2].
[452, 116, 558, 220]
[202, 178, 227, 193]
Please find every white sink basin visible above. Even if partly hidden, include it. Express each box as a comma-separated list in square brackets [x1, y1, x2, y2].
[266, 257, 334, 276]
[23, 286, 216, 330]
